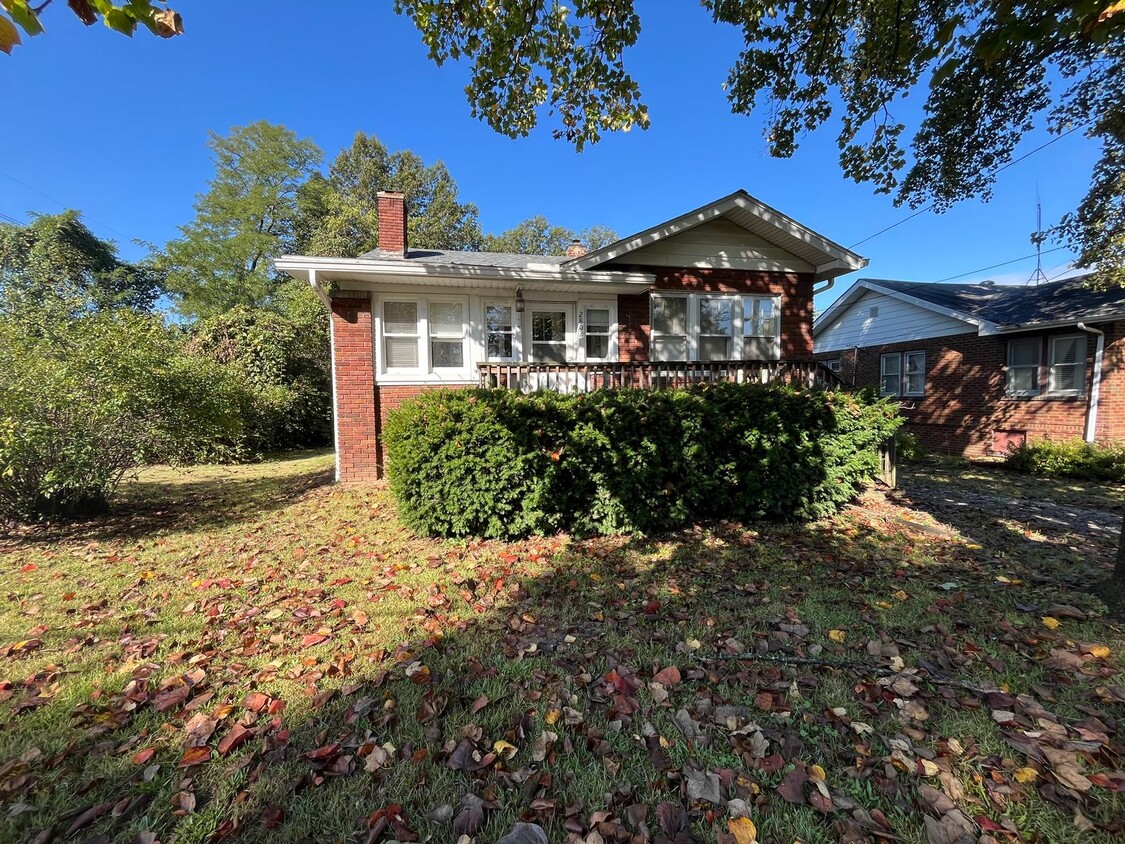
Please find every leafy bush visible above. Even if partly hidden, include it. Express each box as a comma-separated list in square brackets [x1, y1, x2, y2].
[896, 429, 927, 462]
[1004, 438, 1125, 482]
[0, 310, 247, 523]
[187, 288, 331, 454]
[385, 383, 901, 539]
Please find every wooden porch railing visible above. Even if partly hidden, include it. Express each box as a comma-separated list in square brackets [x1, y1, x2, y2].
[477, 360, 847, 393]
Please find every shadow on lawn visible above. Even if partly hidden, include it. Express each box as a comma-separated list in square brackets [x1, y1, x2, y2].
[0, 460, 334, 549]
[4, 489, 1121, 843]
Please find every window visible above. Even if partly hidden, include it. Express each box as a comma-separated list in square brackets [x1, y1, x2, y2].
[584, 307, 611, 360]
[1048, 334, 1087, 396]
[652, 295, 689, 361]
[880, 354, 901, 396]
[904, 351, 925, 396]
[1007, 338, 1041, 396]
[825, 359, 841, 373]
[383, 301, 420, 369]
[530, 308, 568, 363]
[743, 296, 780, 359]
[698, 296, 734, 360]
[650, 293, 781, 361]
[380, 297, 469, 376]
[485, 303, 515, 361]
[428, 301, 465, 368]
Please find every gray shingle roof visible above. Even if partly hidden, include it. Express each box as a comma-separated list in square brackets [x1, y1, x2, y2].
[870, 274, 1125, 328]
[359, 248, 567, 269]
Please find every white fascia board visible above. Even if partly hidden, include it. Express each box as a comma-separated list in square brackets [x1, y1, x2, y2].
[566, 190, 867, 274]
[981, 314, 1125, 335]
[275, 255, 655, 289]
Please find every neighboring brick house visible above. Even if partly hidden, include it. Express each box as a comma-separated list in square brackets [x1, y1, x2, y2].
[813, 276, 1125, 457]
[276, 190, 867, 480]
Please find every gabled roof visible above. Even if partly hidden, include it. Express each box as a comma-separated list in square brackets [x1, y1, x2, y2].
[563, 189, 868, 281]
[813, 273, 1123, 337]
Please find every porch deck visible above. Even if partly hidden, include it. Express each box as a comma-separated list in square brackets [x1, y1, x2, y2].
[477, 360, 847, 393]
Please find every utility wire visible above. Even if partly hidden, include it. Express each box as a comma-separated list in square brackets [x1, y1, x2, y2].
[849, 124, 1089, 249]
[0, 210, 22, 225]
[936, 246, 1067, 282]
[0, 169, 128, 239]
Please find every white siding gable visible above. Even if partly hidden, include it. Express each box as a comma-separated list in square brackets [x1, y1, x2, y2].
[816, 290, 975, 353]
[619, 218, 815, 273]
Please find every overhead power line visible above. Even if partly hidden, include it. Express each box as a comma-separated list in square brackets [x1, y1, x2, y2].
[849, 124, 1088, 249]
[0, 169, 128, 239]
[936, 246, 1067, 282]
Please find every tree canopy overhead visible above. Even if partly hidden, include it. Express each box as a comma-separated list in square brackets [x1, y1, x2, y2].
[398, 0, 1125, 284]
[0, 0, 182, 54]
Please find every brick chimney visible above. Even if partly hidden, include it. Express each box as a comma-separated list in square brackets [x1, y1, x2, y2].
[565, 238, 587, 258]
[376, 191, 407, 255]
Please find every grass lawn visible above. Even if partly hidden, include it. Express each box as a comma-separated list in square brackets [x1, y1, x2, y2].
[0, 452, 1122, 843]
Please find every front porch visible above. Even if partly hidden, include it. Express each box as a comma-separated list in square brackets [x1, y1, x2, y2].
[477, 359, 847, 393]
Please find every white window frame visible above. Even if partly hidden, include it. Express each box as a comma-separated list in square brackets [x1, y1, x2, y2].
[525, 302, 576, 364]
[903, 350, 926, 397]
[825, 359, 842, 373]
[1047, 333, 1087, 397]
[578, 300, 618, 363]
[375, 294, 472, 382]
[650, 292, 782, 362]
[1006, 337, 1042, 397]
[484, 300, 518, 363]
[880, 353, 901, 397]
[381, 298, 423, 375]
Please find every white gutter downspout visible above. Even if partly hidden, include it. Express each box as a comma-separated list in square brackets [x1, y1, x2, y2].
[310, 269, 343, 482]
[1077, 322, 1105, 443]
[813, 278, 835, 297]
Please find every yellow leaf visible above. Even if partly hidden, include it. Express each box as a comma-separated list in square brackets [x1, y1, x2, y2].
[807, 764, 826, 782]
[1014, 767, 1039, 783]
[893, 590, 909, 601]
[493, 739, 518, 759]
[828, 629, 846, 643]
[589, 573, 602, 582]
[545, 708, 561, 725]
[1089, 645, 1111, 659]
[875, 601, 893, 610]
[728, 815, 757, 844]
[0, 15, 21, 56]
[1041, 616, 1060, 630]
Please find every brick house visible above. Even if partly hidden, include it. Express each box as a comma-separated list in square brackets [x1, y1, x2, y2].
[276, 190, 866, 480]
[813, 276, 1125, 457]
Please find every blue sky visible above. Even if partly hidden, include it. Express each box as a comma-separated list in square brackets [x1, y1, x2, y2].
[1, 1, 1096, 310]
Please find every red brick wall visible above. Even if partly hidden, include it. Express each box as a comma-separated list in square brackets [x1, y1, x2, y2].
[331, 297, 379, 481]
[814, 322, 1125, 456]
[613, 269, 815, 362]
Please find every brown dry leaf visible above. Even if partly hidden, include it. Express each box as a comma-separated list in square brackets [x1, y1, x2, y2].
[728, 816, 757, 844]
[1041, 747, 1092, 792]
[776, 766, 808, 804]
[653, 665, 681, 686]
[177, 746, 210, 768]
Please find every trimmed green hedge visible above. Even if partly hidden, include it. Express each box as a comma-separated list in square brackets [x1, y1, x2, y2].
[1004, 437, 1125, 483]
[385, 383, 901, 539]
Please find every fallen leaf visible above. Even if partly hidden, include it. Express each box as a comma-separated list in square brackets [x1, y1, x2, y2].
[776, 766, 808, 804]
[1041, 616, 1060, 630]
[653, 665, 681, 686]
[828, 629, 846, 643]
[728, 815, 757, 844]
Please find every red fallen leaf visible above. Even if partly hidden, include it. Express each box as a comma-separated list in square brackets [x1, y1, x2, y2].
[776, 766, 808, 804]
[757, 753, 785, 773]
[301, 633, 329, 648]
[305, 742, 340, 761]
[470, 694, 490, 715]
[243, 692, 271, 713]
[133, 747, 156, 765]
[267, 698, 286, 715]
[177, 746, 211, 768]
[217, 724, 253, 756]
[1087, 773, 1116, 789]
[643, 599, 662, 614]
[20, 564, 37, 572]
[653, 666, 681, 687]
[262, 805, 285, 829]
[154, 684, 190, 713]
[324, 754, 355, 776]
[754, 691, 773, 711]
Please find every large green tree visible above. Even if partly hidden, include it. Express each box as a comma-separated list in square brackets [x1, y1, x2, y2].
[0, 211, 162, 317]
[0, 0, 182, 54]
[295, 131, 483, 257]
[482, 216, 617, 255]
[397, 0, 1125, 284]
[162, 121, 322, 320]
